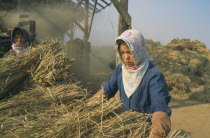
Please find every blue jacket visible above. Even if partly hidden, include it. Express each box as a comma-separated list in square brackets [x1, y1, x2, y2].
[104, 63, 171, 116]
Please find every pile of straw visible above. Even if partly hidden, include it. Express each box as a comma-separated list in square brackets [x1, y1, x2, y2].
[149, 39, 210, 97]
[0, 84, 86, 137]
[53, 98, 150, 138]
[0, 40, 63, 98]
[31, 48, 74, 86]
[0, 40, 151, 137]
[0, 40, 189, 137]
[0, 84, 151, 137]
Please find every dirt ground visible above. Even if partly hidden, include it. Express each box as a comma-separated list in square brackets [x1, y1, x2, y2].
[170, 95, 210, 138]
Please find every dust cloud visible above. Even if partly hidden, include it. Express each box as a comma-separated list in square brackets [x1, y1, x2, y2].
[2, 4, 84, 41]
[1, 3, 117, 92]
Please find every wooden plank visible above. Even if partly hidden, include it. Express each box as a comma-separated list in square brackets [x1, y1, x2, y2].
[92, 0, 105, 9]
[88, 0, 97, 39]
[84, 0, 89, 41]
[110, 0, 131, 26]
[100, 0, 109, 5]
[115, 0, 131, 101]
[73, 0, 84, 8]
[76, 0, 99, 13]
[73, 21, 85, 32]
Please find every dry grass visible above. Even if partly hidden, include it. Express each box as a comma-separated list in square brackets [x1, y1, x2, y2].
[0, 84, 86, 137]
[53, 98, 151, 138]
[31, 48, 74, 86]
[149, 39, 210, 100]
[0, 40, 62, 98]
[0, 39, 190, 138]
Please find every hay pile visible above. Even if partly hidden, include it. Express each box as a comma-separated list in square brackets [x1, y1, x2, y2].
[0, 40, 189, 137]
[50, 99, 151, 138]
[0, 40, 152, 137]
[148, 39, 210, 101]
[0, 85, 152, 137]
[0, 40, 66, 98]
[31, 47, 74, 86]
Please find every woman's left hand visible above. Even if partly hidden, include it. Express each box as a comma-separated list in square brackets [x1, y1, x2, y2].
[151, 111, 171, 137]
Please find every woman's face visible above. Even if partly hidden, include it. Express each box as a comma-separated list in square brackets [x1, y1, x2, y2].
[119, 44, 135, 67]
[14, 34, 24, 45]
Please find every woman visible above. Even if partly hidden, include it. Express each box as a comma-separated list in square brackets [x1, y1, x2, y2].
[4, 27, 30, 57]
[89, 29, 171, 137]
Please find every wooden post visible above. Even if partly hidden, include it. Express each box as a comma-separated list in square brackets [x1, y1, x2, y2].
[84, 0, 89, 41]
[82, 0, 90, 79]
[70, 26, 74, 41]
[118, 0, 130, 35]
[88, 0, 97, 40]
[116, 0, 130, 66]
[113, 0, 131, 101]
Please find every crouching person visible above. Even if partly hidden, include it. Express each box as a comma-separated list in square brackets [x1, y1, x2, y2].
[4, 27, 30, 57]
[88, 29, 171, 137]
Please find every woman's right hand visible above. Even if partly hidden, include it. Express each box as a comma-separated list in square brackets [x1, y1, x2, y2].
[86, 89, 108, 105]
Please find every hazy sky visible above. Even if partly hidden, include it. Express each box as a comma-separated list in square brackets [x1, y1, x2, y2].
[87, 0, 210, 49]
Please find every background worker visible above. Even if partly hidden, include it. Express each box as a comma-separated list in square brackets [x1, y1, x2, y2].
[4, 27, 30, 57]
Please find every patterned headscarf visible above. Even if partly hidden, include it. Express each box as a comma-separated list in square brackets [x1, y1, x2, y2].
[115, 29, 153, 98]
[11, 27, 30, 44]
[115, 29, 153, 67]
[11, 27, 30, 56]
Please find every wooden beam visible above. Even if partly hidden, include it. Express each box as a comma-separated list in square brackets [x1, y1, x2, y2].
[66, 32, 71, 37]
[114, 0, 131, 101]
[73, 0, 84, 8]
[76, 0, 99, 13]
[100, 0, 109, 5]
[88, 0, 97, 39]
[84, 0, 89, 41]
[73, 21, 85, 32]
[92, 0, 105, 9]
[110, 0, 131, 26]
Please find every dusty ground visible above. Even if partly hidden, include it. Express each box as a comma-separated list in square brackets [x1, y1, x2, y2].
[170, 95, 210, 138]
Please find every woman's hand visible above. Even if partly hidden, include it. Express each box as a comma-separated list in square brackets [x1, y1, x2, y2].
[86, 89, 108, 105]
[151, 111, 171, 137]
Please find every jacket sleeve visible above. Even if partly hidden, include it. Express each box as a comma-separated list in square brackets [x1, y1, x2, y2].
[103, 65, 120, 98]
[149, 71, 171, 116]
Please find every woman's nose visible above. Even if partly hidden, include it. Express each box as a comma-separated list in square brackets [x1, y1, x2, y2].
[125, 54, 130, 60]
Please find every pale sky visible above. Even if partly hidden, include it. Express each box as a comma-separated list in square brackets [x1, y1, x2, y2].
[87, 0, 210, 49]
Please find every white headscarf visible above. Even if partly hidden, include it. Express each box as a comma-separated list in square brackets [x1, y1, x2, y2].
[115, 29, 153, 98]
[12, 43, 30, 56]
[11, 27, 30, 56]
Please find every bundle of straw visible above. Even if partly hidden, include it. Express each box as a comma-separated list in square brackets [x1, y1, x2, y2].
[53, 98, 151, 138]
[149, 39, 210, 95]
[30, 48, 74, 86]
[0, 40, 67, 98]
[0, 83, 86, 137]
[0, 38, 191, 137]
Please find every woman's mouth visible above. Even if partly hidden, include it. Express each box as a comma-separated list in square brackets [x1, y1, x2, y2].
[125, 61, 131, 64]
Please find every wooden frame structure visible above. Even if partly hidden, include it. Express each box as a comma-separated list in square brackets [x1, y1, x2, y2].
[65, 0, 112, 41]
[64, 0, 131, 41]
[3, 0, 131, 41]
